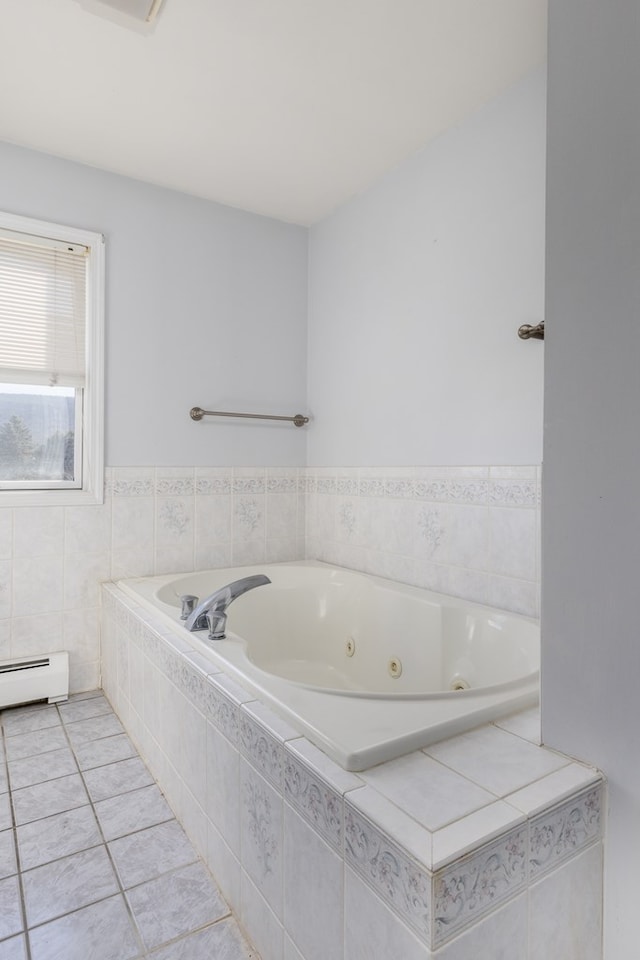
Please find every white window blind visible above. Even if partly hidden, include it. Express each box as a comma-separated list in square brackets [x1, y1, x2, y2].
[0, 227, 88, 387]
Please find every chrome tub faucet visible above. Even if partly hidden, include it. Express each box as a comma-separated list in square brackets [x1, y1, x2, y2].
[181, 574, 271, 640]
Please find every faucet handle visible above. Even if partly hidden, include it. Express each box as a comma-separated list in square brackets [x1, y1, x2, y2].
[206, 609, 227, 641]
[180, 594, 199, 620]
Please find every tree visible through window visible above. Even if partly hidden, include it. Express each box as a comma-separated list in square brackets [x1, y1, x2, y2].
[0, 391, 76, 481]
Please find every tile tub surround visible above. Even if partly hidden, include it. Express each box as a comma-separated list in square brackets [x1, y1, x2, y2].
[0, 466, 306, 694]
[102, 585, 604, 960]
[0, 691, 257, 960]
[0, 463, 537, 696]
[304, 465, 541, 619]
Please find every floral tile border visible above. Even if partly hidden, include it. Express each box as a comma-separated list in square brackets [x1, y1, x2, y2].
[155, 477, 195, 497]
[196, 476, 233, 495]
[106, 467, 305, 498]
[449, 479, 489, 505]
[103, 585, 603, 957]
[415, 479, 450, 502]
[173, 657, 210, 714]
[529, 783, 603, 880]
[232, 477, 267, 494]
[317, 477, 337, 495]
[359, 478, 386, 497]
[299, 476, 317, 494]
[111, 477, 155, 497]
[104, 466, 538, 506]
[202, 679, 242, 745]
[335, 478, 358, 496]
[309, 474, 538, 508]
[384, 479, 415, 499]
[284, 752, 343, 853]
[344, 801, 431, 943]
[432, 825, 528, 946]
[489, 480, 537, 508]
[239, 712, 284, 789]
[267, 476, 298, 494]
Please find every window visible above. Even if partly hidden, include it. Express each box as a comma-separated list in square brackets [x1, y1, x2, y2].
[0, 212, 104, 504]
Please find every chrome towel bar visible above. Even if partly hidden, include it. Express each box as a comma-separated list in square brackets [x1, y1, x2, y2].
[190, 407, 309, 427]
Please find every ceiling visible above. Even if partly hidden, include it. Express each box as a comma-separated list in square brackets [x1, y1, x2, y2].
[0, 0, 547, 225]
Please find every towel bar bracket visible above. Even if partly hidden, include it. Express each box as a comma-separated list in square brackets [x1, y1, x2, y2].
[518, 322, 545, 341]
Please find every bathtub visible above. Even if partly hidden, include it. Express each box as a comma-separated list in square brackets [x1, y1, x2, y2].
[118, 561, 539, 770]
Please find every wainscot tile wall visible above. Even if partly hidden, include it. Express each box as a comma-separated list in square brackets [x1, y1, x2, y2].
[0, 464, 539, 694]
[0, 467, 306, 692]
[101, 584, 604, 960]
[304, 465, 541, 619]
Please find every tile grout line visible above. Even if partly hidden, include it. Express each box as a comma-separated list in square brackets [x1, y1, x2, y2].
[2, 695, 254, 960]
[54, 700, 149, 960]
[5, 701, 142, 958]
[3, 698, 241, 960]
[1, 711, 33, 960]
[3, 700, 149, 957]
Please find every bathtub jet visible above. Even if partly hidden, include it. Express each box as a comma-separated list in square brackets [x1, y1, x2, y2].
[183, 574, 271, 640]
[117, 562, 539, 770]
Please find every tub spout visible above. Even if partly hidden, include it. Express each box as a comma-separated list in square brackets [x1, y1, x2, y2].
[184, 574, 271, 640]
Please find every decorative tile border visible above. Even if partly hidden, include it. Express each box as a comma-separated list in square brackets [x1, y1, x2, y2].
[112, 477, 155, 497]
[384, 478, 415, 499]
[317, 477, 337, 495]
[267, 476, 298, 493]
[284, 753, 343, 852]
[203, 680, 241, 745]
[306, 466, 541, 617]
[153, 635, 185, 682]
[156, 477, 195, 496]
[344, 802, 431, 943]
[232, 477, 266, 494]
[103, 586, 603, 958]
[489, 480, 537, 508]
[432, 826, 528, 946]
[529, 784, 603, 880]
[308, 472, 538, 508]
[336, 478, 359, 496]
[239, 712, 283, 788]
[415, 478, 450, 501]
[196, 476, 232, 495]
[173, 658, 209, 715]
[101, 464, 540, 619]
[359, 478, 385, 497]
[449, 480, 489, 505]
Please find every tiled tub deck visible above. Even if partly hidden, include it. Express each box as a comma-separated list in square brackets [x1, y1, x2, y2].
[0, 690, 256, 960]
[102, 583, 605, 960]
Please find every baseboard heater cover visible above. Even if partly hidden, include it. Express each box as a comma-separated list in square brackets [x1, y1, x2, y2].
[0, 652, 69, 708]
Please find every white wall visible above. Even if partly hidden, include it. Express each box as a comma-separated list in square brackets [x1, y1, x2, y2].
[0, 140, 308, 689]
[543, 2, 640, 956]
[0, 140, 308, 467]
[307, 67, 546, 467]
[0, 70, 548, 694]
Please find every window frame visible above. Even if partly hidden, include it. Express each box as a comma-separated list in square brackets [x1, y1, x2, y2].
[0, 211, 105, 506]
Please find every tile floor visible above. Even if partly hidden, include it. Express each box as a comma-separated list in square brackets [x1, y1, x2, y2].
[0, 690, 258, 960]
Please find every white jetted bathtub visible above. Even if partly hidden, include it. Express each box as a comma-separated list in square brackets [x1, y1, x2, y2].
[119, 561, 539, 769]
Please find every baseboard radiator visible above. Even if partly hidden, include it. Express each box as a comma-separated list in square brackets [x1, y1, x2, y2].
[0, 652, 69, 709]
